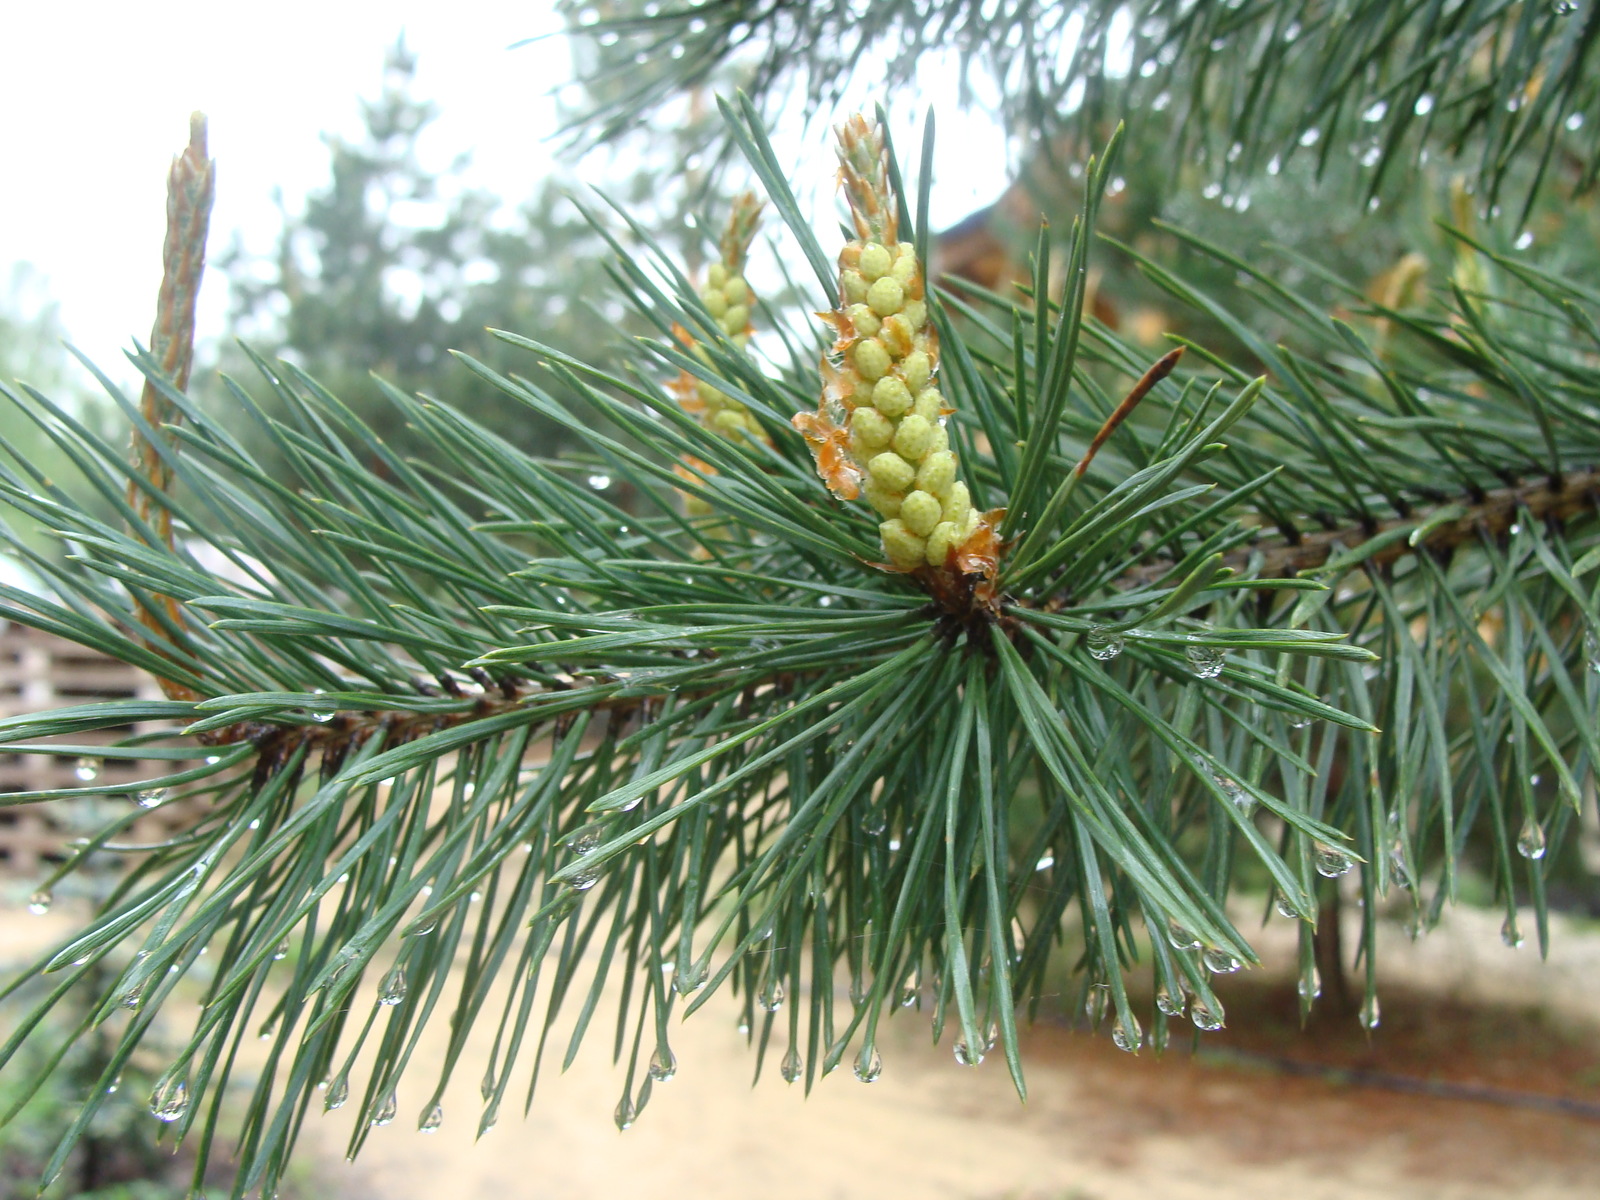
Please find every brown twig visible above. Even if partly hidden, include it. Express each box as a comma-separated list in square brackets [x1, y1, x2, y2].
[128, 113, 214, 703]
[1076, 347, 1183, 478]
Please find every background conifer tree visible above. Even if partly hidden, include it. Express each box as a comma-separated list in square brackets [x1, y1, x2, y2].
[0, 4, 1597, 1196]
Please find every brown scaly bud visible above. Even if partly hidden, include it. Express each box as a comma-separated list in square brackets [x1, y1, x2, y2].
[796, 114, 1001, 576]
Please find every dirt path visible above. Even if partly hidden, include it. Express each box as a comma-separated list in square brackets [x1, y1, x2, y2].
[291, 904, 1600, 1200]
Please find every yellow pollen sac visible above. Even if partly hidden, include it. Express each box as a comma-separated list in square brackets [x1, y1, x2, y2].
[850, 406, 894, 450]
[854, 338, 891, 382]
[926, 423, 950, 456]
[842, 270, 869, 304]
[879, 313, 914, 357]
[902, 299, 927, 331]
[942, 480, 972, 528]
[912, 387, 943, 423]
[707, 263, 728, 288]
[867, 451, 915, 493]
[915, 450, 957, 499]
[847, 303, 881, 337]
[862, 478, 903, 518]
[722, 276, 749, 305]
[721, 305, 749, 335]
[859, 242, 893, 282]
[871, 376, 913, 418]
[891, 245, 917, 285]
[703, 290, 729, 318]
[902, 349, 931, 394]
[867, 276, 905, 318]
[879, 519, 927, 569]
[891, 413, 935, 461]
[899, 489, 942, 537]
[925, 520, 959, 566]
[711, 410, 748, 437]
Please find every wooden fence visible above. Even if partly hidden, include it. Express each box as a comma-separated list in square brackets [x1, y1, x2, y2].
[0, 620, 202, 880]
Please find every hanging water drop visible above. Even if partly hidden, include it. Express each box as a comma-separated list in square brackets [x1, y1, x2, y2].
[1085, 625, 1124, 661]
[1184, 641, 1226, 678]
[1388, 841, 1413, 890]
[1313, 842, 1356, 877]
[1501, 916, 1525, 948]
[420, 1105, 443, 1133]
[1267, 154, 1282, 176]
[1567, 111, 1585, 131]
[1359, 993, 1381, 1030]
[1084, 983, 1109, 1025]
[898, 985, 918, 1008]
[1298, 965, 1322, 1001]
[860, 807, 887, 836]
[1202, 947, 1242, 975]
[1298, 127, 1321, 147]
[271, 939, 290, 960]
[1360, 144, 1382, 168]
[1274, 893, 1301, 920]
[614, 1095, 636, 1130]
[370, 1090, 397, 1127]
[1152, 91, 1171, 111]
[377, 965, 407, 1006]
[562, 821, 605, 855]
[1165, 919, 1201, 951]
[478, 1102, 500, 1137]
[853, 1046, 883, 1082]
[564, 857, 603, 892]
[1155, 986, 1183, 1016]
[587, 473, 612, 491]
[953, 1036, 984, 1067]
[1202, 182, 1223, 200]
[1362, 100, 1389, 123]
[479, 1065, 496, 1102]
[757, 978, 785, 1013]
[673, 960, 709, 995]
[1112, 1013, 1142, 1053]
[648, 1046, 677, 1082]
[1585, 626, 1600, 672]
[1515, 817, 1547, 860]
[27, 889, 51, 916]
[74, 755, 102, 782]
[149, 1071, 190, 1123]
[136, 788, 169, 809]
[1514, 230, 1534, 250]
[1035, 852, 1055, 872]
[324, 1074, 349, 1111]
[1150, 1019, 1171, 1054]
[1414, 94, 1435, 115]
[780, 1046, 803, 1083]
[120, 979, 147, 1010]
[1190, 1000, 1225, 1031]
[1552, 0, 1577, 13]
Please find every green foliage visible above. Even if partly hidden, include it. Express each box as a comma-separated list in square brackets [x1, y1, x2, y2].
[0, 10, 1598, 1200]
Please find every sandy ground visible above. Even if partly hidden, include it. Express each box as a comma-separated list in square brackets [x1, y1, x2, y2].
[4, 898, 1598, 1199]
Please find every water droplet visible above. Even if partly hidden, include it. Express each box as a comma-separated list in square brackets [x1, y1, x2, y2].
[780, 1046, 803, 1083]
[648, 1046, 677, 1082]
[1362, 100, 1389, 123]
[120, 979, 146, 1010]
[479, 1066, 496, 1102]
[1298, 127, 1321, 148]
[757, 979, 784, 1013]
[562, 821, 605, 855]
[136, 787, 169, 809]
[1359, 994, 1381, 1030]
[565, 857, 603, 892]
[673, 959, 709, 995]
[1165, 919, 1201, 951]
[1112, 1013, 1143, 1053]
[1566, 111, 1585, 131]
[1360, 144, 1382, 168]
[1202, 947, 1242, 975]
[272, 939, 290, 960]
[1184, 641, 1226, 678]
[74, 755, 102, 782]
[1155, 986, 1184, 1016]
[853, 1047, 883, 1082]
[1202, 181, 1223, 200]
[1313, 842, 1356, 877]
[1414, 94, 1434, 116]
[478, 1102, 500, 1136]
[898, 984, 918, 1008]
[954, 1036, 985, 1066]
[1084, 983, 1109, 1025]
[1274, 893, 1301, 920]
[1152, 91, 1171, 112]
[324, 1074, 349, 1111]
[1388, 842, 1413, 890]
[1190, 1000, 1225, 1031]
[1501, 916, 1525, 948]
[1085, 625, 1124, 661]
[1516, 817, 1546, 859]
[1553, 0, 1578, 13]
[420, 1104, 443, 1133]
[1514, 230, 1534, 250]
[27, 889, 51, 916]
[1267, 154, 1282, 176]
[1298, 965, 1322, 1001]
[1034, 852, 1055, 872]
[370, 1090, 397, 1126]
[613, 1095, 636, 1130]
[378, 965, 407, 1006]
[149, 1071, 190, 1122]
[588, 473, 612, 490]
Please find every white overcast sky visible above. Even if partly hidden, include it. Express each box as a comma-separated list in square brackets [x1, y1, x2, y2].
[1, 2, 1009, 392]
